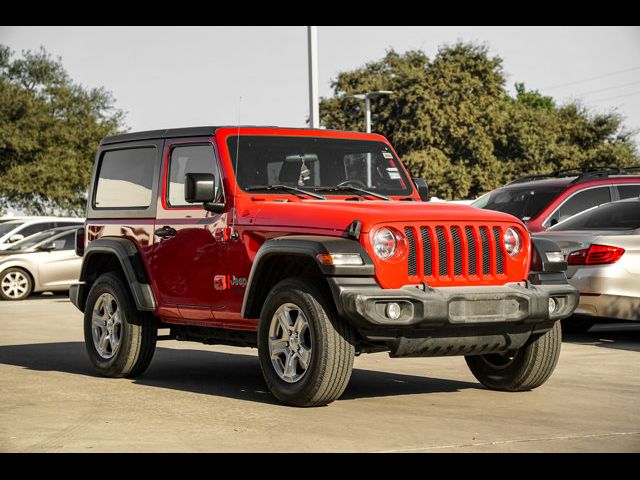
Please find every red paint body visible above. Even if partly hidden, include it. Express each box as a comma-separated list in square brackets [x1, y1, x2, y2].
[86, 128, 532, 331]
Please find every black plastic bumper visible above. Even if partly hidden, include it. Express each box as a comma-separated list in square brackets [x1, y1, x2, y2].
[329, 275, 579, 330]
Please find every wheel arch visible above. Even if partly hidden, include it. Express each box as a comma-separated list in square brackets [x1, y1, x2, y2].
[75, 238, 156, 312]
[241, 235, 374, 320]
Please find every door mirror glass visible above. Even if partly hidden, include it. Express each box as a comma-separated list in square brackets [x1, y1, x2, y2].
[412, 178, 429, 201]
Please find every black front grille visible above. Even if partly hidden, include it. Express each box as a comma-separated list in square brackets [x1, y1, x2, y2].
[465, 226, 477, 275]
[451, 228, 462, 276]
[405, 224, 508, 280]
[420, 227, 432, 276]
[493, 227, 504, 274]
[435, 227, 447, 277]
[479, 227, 490, 275]
[405, 227, 417, 276]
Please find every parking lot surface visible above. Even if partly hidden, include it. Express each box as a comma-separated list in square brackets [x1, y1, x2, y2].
[1, 294, 639, 452]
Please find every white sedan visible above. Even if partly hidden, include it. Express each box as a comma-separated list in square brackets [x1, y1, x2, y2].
[0, 227, 81, 300]
[535, 197, 640, 331]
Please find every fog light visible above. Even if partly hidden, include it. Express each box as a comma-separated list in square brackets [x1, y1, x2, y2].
[548, 297, 558, 314]
[386, 302, 401, 320]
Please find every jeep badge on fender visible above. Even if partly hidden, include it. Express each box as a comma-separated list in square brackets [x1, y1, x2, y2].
[70, 126, 578, 407]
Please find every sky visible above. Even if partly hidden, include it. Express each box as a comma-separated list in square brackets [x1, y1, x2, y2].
[1, 26, 640, 144]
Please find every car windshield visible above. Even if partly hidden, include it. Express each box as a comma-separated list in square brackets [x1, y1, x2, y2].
[227, 136, 413, 197]
[472, 186, 563, 220]
[0, 221, 24, 237]
[6, 229, 63, 250]
[550, 201, 640, 230]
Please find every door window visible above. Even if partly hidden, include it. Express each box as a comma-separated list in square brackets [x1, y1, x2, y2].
[167, 144, 219, 207]
[551, 187, 611, 225]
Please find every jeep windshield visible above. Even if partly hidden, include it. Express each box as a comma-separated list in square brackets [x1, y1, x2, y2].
[472, 185, 563, 220]
[227, 136, 413, 197]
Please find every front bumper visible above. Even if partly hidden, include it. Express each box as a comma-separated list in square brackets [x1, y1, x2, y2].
[331, 276, 579, 330]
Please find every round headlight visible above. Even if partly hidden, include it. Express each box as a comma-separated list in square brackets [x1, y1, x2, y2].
[503, 227, 521, 257]
[373, 228, 397, 259]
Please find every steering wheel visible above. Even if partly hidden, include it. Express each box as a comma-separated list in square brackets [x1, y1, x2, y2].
[337, 179, 367, 189]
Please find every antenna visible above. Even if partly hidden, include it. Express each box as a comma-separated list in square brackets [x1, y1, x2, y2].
[230, 96, 242, 240]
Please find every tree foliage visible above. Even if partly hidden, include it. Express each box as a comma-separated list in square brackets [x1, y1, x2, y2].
[0, 45, 125, 215]
[320, 43, 639, 199]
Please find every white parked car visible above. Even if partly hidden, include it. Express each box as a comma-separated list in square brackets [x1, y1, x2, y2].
[0, 226, 82, 300]
[0, 217, 83, 250]
[535, 197, 640, 331]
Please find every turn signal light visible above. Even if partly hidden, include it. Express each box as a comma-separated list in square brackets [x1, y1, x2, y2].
[567, 244, 625, 266]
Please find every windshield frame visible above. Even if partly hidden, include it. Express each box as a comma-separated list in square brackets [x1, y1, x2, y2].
[223, 133, 417, 199]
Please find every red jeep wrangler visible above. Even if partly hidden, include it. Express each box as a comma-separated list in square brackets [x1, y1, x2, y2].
[70, 127, 578, 406]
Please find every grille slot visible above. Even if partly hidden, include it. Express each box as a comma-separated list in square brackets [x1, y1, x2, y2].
[420, 227, 432, 276]
[493, 227, 504, 274]
[465, 226, 477, 275]
[405, 227, 417, 276]
[479, 227, 490, 275]
[451, 228, 462, 276]
[435, 227, 448, 277]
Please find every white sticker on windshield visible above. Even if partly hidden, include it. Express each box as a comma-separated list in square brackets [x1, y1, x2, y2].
[382, 152, 393, 159]
[387, 167, 400, 180]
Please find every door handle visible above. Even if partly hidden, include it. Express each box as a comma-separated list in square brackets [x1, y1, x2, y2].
[155, 226, 176, 238]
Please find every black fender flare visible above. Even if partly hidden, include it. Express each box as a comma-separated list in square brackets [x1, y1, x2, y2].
[76, 237, 156, 312]
[241, 235, 374, 319]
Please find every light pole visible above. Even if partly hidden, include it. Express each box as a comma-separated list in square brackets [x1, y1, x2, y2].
[307, 26, 319, 128]
[347, 90, 394, 133]
[346, 90, 393, 186]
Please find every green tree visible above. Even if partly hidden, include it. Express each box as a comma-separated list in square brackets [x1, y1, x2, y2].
[319, 43, 639, 199]
[0, 45, 125, 216]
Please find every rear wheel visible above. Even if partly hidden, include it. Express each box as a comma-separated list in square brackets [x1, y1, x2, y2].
[465, 321, 562, 391]
[84, 272, 157, 378]
[258, 278, 355, 407]
[0, 268, 33, 301]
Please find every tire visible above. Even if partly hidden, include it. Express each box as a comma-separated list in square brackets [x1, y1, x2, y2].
[258, 277, 355, 407]
[465, 321, 562, 392]
[561, 316, 595, 333]
[84, 272, 157, 378]
[0, 267, 33, 301]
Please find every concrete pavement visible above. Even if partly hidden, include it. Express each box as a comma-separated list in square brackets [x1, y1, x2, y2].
[1, 294, 639, 452]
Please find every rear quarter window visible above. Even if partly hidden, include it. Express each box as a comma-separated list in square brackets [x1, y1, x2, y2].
[618, 184, 640, 200]
[94, 148, 156, 208]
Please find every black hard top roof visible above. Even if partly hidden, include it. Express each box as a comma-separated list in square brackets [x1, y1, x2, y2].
[101, 126, 322, 145]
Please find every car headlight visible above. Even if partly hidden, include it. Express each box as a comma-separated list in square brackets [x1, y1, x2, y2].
[503, 227, 521, 257]
[373, 228, 397, 260]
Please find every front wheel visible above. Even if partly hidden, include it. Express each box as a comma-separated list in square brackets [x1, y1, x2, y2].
[465, 321, 562, 391]
[0, 268, 33, 300]
[258, 278, 355, 407]
[84, 272, 157, 378]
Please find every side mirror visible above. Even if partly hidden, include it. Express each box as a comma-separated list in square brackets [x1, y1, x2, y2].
[184, 173, 225, 214]
[38, 242, 56, 252]
[8, 234, 24, 243]
[412, 178, 429, 201]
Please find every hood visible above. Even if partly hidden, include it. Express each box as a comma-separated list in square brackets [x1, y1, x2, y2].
[244, 199, 524, 233]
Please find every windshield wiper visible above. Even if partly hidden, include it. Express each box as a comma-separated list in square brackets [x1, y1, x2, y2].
[245, 184, 326, 200]
[317, 185, 391, 201]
